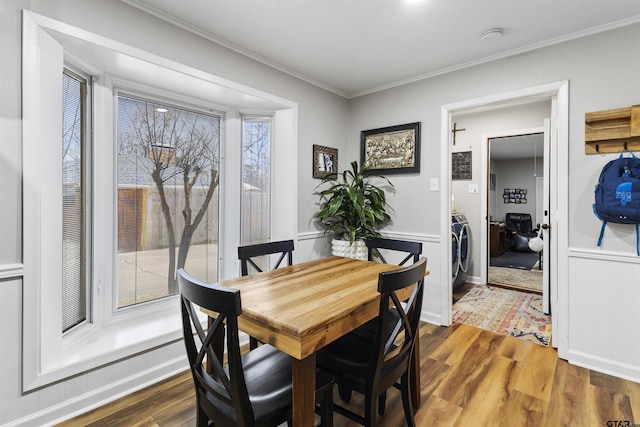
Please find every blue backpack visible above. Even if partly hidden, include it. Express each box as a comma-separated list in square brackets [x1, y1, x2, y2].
[593, 152, 640, 255]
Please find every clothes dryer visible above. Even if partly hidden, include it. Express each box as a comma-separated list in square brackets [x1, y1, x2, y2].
[452, 213, 471, 289]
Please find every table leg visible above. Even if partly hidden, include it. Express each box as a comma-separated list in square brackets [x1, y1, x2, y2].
[292, 353, 316, 426]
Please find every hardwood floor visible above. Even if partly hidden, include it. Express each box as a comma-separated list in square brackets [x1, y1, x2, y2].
[58, 321, 640, 427]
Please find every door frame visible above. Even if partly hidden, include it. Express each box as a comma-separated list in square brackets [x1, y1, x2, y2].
[480, 126, 545, 291]
[440, 81, 569, 358]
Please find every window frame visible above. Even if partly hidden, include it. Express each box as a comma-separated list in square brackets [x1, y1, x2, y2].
[61, 65, 93, 334]
[240, 114, 273, 246]
[22, 11, 298, 392]
[111, 85, 223, 312]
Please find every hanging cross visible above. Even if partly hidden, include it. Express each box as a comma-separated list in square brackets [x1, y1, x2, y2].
[452, 122, 466, 145]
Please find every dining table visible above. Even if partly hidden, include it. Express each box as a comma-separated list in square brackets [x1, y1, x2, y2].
[201, 255, 428, 426]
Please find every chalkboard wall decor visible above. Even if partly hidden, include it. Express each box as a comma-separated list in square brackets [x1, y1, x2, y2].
[503, 188, 527, 204]
[452, 151, 472, 180]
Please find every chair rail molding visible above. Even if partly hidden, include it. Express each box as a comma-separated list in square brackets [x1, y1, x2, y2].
[0, 263, 23, 280]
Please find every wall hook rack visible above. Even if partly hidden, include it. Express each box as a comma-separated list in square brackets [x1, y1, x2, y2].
[585, 105, 640, 154]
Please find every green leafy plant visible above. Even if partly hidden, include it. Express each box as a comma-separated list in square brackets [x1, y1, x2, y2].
[315, 161, 395, 244]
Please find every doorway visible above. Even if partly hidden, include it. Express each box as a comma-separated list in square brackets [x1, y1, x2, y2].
[440, 81, 569, 356]
[487, 132, 544, 295]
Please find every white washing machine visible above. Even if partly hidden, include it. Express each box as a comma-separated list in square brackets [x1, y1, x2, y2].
[452, 213, 471, 289]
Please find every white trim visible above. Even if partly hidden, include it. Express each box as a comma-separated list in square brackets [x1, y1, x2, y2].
[8, 358, 188, 427]
[22, 10, 299, 392]
[441, 81, 570, 354]
[297, 230, 441, 244]
[569, 350, 640, 385]
[120, 0, 350, 98]
[22, 11, 296, 111]
[0, 263, 23, 280]
[568, 247, 640, 263]
[121, 1, 640, 99]
[351, 17, 638, 98]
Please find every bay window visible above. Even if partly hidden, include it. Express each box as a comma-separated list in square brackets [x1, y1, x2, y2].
[23, 11, 297, 391]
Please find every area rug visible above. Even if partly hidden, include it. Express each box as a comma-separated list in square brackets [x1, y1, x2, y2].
[452, 284, 551, 346]
[489, 266, 542, 293]
[490, 250, 539, 270]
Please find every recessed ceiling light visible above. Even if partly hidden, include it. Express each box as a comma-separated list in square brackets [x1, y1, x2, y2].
[481, 28, 504, 41]
[156, 107, 168, 113]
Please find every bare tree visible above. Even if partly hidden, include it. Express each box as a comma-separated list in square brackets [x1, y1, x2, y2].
[119, 97, 220, 294]
[242, 119, 270, 191]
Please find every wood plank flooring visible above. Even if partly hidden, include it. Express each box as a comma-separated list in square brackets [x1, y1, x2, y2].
[57, 320, 640, 427]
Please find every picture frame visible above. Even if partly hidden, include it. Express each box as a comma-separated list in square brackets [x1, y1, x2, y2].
[503, 188, 527, 204]
[360, 122, 420, 174]
[313, 144, 338, 179]
[452, 151, 472, 180]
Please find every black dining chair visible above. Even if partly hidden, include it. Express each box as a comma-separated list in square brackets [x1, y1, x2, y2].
[178, 268, 334, 427]
[365, 237, 422, 266]
[238, 239, 294, 349]
[316, 257, 427, 427]
[238, 239, 294, 276]
[360, 237, 423, 413]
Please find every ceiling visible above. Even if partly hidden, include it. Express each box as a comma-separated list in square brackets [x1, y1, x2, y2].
[124, 0, 640, 98]
[490, 133, 543, 160]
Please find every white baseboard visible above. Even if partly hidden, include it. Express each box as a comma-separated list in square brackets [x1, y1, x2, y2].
[421, 310, 443, 326]
[9, 357, 189, 427]
[568, 350, 640, 384]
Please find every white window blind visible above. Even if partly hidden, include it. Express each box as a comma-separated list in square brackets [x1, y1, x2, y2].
[62, 70, 88, 332]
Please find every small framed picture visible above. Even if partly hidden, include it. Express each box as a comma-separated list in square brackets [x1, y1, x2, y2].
[313, 144, 338, 179]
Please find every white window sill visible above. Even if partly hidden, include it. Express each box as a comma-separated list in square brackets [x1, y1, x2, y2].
[28, 298, 187, 391]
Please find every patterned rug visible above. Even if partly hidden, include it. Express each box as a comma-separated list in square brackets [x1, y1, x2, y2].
[489, 266, 542, 293]
[452, 284, 551, 346]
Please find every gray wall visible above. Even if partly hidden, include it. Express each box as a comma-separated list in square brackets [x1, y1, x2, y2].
[3, 0, 640, 424]
[347, 22, 640, 384]
[1, 1, 349, 424]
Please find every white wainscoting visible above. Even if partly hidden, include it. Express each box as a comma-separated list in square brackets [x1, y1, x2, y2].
[567, 249, 640, 383]
[0, 263, 23, 281]
[296, 231, 444, 326]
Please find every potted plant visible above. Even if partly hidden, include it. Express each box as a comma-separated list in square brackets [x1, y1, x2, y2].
[315, 161, 395, 259]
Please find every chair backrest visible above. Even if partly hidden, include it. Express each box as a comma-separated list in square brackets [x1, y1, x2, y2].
[365, 237, 422, 266]
[370, 257, 426, 393]
[177, 268, 254, 425]
[237, 240, 294, 276]
[505, 212, 533, 234]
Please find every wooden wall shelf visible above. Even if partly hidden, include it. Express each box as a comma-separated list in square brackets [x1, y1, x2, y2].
[585, 105, 640, 154]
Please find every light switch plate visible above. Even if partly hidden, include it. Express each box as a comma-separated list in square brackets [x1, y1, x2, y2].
[430, 178, 439, 192]
[468, 184, 479, 193]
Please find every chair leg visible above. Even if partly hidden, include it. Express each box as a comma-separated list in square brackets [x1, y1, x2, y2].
[196, 405, 209, 427]
[318, 383, 334, 427]
[377, 391, 386, 416]
[400, 374, 415, 427]
[249, 336, 259, 350]
[338, 383, 352, 402]
[364, 391, 378, 427]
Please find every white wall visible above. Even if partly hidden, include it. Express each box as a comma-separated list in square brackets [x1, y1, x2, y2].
[348, 23, 640, 383]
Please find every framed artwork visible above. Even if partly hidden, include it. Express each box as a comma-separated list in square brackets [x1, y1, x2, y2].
[490, 173, 496, 191]
[452, 151, 472, 180]
[313, 144, 338, 179]
[360, 122, 420, 174]
[503, 188, 527, 203]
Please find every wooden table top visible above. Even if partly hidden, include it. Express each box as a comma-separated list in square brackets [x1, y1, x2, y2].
[207, 256, 416, 359]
